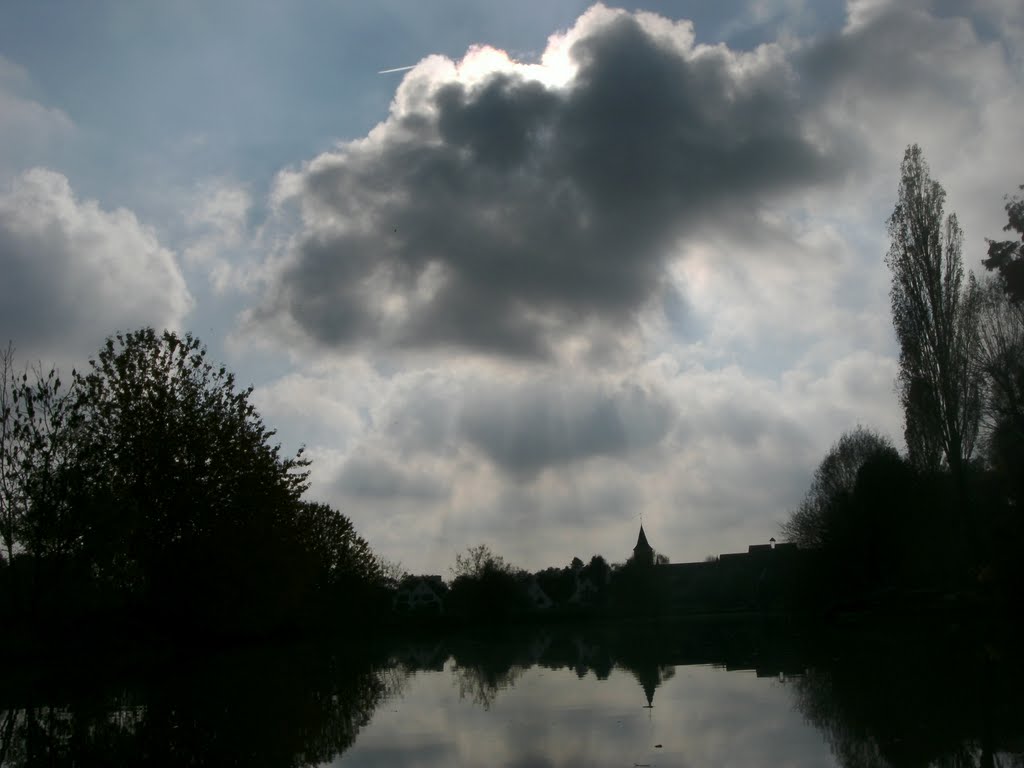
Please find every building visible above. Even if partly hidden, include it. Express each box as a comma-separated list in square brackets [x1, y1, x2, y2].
[633, 524, 654, 566]
[628, 524, 807, 614]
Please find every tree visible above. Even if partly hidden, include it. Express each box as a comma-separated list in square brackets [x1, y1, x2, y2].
[447, 544, 527, 620]
[977, 188, 1024, 506]
[450, 543, 513, 580]
[782, 426, 900, 549]
[63, 329, 311, 615]
[0, 343, 18, 562]
[977, 278, 1024, 441]
[0, 344, 80, 564]
[1, 329, 391, 631]
[886, 145, 981, 475]
[983, 184, 1024, 304]
[291, 501, 385, 589]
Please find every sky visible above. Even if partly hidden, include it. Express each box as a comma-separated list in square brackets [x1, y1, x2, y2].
[1, 0, 1022, 576]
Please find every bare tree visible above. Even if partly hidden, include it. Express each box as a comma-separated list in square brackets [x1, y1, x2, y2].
[0, 353, 80, 561]
[886, 145, 981, 476]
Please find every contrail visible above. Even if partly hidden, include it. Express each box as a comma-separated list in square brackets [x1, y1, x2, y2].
[378, 65, 416, 74]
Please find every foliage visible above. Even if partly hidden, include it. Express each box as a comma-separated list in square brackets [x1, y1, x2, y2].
[983, 184, 1024, 303]
[782, 426, 900, 550]
[450, 543, 514, 580]
[0, 328, 388, 634]
[447, 544, 529, 620]
[886, 145, 981, 474]
[978, 203, 1024, 510]
[291, 501, 385, 590]
[583, 554, 610, 585]
[60, 329, 310, 616]
[533, 565, 576, 604]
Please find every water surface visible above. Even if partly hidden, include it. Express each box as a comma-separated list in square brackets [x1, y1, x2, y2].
[2, 620, 1022, 767]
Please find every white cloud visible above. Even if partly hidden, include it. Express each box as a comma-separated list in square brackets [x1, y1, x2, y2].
[243, 341, 901, 574]
[182, 178, 253, 293]
[0, 168, 193, 360]
[0, 56, 74, 177]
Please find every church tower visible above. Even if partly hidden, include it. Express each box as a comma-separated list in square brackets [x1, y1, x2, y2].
[633, 524, 654, 567]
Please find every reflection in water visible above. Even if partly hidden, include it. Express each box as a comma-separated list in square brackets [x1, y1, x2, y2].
[790, 623, 1024, 768]
[0, 642, 403, 767]
[2, 621, 1023, 767]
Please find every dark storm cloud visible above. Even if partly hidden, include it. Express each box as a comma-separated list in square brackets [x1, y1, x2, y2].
[459, 378, 674, 477]
[259, 6, 843, 358]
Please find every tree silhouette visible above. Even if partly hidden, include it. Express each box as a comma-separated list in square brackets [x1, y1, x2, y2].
[977, 191, 1024, 511]
[289, 500, 387, 616]
[61, 329, 311, 625]
[782, 426, 899, 550]
[0, 345, 80, 565]
[886, 145, 981, 475]
[983, 184, 1024, 304]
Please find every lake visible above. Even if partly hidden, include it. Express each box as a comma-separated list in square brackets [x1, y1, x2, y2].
[2, 618, 1022, 766]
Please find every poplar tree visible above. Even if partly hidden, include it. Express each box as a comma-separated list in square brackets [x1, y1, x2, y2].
[886, 145, 981, 477]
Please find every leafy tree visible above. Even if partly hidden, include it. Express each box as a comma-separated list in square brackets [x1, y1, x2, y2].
[291, 501, 385, 591]
[533, 564, 576, 604]
[977, 279, 1024, 445]
[886, 145, 981, 475]
[450, 543, 513, 580]
[983, 184, 1024, 303]
[782, 426, 900, 550]
[62, 330, 311, 611]
[448, 544, 527, 620]
[978, 189, 1024, 507]
[583, 554, 610, 584]
[0, 329, 392, 631]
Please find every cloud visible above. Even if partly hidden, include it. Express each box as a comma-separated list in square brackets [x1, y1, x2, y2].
[336, 452, 450, 502]
[228, 0, 1019, 575]
[459, 376, 675, 478]
[245, 338, 902, 574]
[250, 4, 843, 360]
[801, 0, 1023, 239]
[182, 178, 253, 293]
[0, 56, 74, 177]
[0, 169, 192, 359]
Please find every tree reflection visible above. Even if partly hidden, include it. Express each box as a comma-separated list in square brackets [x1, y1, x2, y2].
[4, 622, 1024, 767]
[0, 643, 403, 767]
[791, 624, 1024, 768]
[452, 663, 526, 711]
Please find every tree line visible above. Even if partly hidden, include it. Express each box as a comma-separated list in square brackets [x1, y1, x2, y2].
[783, 145, 1024, 606]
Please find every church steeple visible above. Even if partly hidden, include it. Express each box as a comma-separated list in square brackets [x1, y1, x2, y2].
[633, 524, 654, 566]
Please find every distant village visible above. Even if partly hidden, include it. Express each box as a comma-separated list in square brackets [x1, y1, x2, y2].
[393, 525, 809, 620]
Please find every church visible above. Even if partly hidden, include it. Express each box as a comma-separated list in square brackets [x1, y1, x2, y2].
[626, 523, 806, 614]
